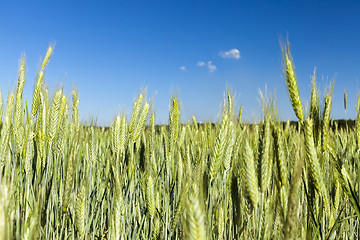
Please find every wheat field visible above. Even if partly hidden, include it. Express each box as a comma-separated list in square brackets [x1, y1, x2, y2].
[0, 43, 360, 239]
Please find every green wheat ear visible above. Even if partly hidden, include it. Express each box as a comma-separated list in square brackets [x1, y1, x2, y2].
[284, 141, 303, 239]
[14, 57, 26, 152]
[304, 118, 323, 193]
[184, 191, 207, 240]
[75, 183, 86, 238]
[63, 149, 75, 213]
[0, 93, 14, 167]
[227, 89, 234, 119]
[72, 89, 80, 136]
[48, 89, 64, 145]
[310, 68, 321, 147]
[110, 177, 124, 240]
[129, 93, 143, 135]
[169, 98, 180, 143]
[146, 174, 155, 219]
[210, 113, 228, 181]
[344, 89, 347, 110]
[31, 70, 44, 118]
[238, 105, 243, 124]
[134, 102, 150, 144]
[42, 44, 54, 69]
[258, 115, 271, 192]
[243, 139, 259, 208]
[32, 45, 53, 119]
[304, 118, 330, 213]
[216, 204, 225, 240]
[321, 82, 334, 153]
[223, 122, 236, 174]
[281, 40, 304, 122]
[273, 124, 287, 187]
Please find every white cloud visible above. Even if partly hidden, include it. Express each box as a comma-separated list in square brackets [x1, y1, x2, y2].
[179, 66, 186, 71]
[219, 48, 241, 59]
[197, 61, 205, 67]
[207, 61, 217, 72]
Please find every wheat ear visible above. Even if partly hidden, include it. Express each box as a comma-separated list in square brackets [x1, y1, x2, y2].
[310, 68, 320, 146]
[210, 113, 228, 181]
[322, 83, 334, 152]
[71, 89, 80, 140]
[304, 118, 330, 213]
[0, 93, 14, 167]
[284, 143, 303, 239]
[128, 93, 143, 135]
[243, 139, 259, 208]
[281, 41, 304, 122]
[48, 89, 63, 144]
[258, 115, 271, 192]
[75, 183, 86, 238]
[184, 192, 207, 240]
[31, 70, 44, 118]
[41, 45, 54, 69]
[273, 124, 287, 187]
[146, 174, 156, 219]
[344, 89, 347, 110]
[111, 179, 124, 240]
[14, 57, 26, 152]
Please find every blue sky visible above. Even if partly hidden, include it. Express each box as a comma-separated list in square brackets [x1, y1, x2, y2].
[1, 1, 360, 125]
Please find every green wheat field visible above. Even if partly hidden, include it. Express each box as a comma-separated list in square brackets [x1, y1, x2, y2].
[1, 43, 360, 239]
